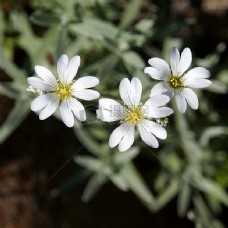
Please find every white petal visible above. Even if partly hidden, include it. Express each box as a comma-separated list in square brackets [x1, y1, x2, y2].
[60, 100, 75, 127]
[181, 66, 211, 96]
[35, 66, 57, 87]
[141, 120, 167, 139]
[57, 54, 69, 84]
[184, 79, 212, 88]
[97, 98, 124, 122]
[73, 89, 100, 101]
[146, 107, 173, 118]
[144, 67, 169, 80]
[182, 67, 211, 80]
[182, 88, 199, 110]
[175, 90, 187, 113]
[72, 76, 99, 90]
[148, 57, 170, 77]
[68, 98, 86, 121]
[138, 122, 159, 148]
[178, 48, 192, 76]
[119, 78, 132, 105]
[99, 98, 123, 110]
[31, 93, 54, 111]
[65, 55, 80, 84]
[27, 77, 56, 91]
[170, 47, 180, 76]
[109, 123, 129, 148]
[97, 109, 122, 122]
[118, 125, 135, 152]
[119, 77, 142, 107]
[39, 95, 59, 120]
[131, 77, 142, 106]
[150, 82, 168, 96]
[144, 94, 170, 109]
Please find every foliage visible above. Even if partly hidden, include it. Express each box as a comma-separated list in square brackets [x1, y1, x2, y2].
[0, 0, 227, 227]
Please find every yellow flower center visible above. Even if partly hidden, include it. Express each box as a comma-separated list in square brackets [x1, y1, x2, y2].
[167, 75, 184, 89]
[56, 81, 72, 100]
[124, 106, 144, 125]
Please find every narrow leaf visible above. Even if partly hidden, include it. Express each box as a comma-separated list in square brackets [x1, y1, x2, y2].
[122, 163, 156, 210]
[122, 51, 145, 69]
[114, 146, 139, 165]
[0, 100, 30, 143]
[177, 182, 191, 217]
[75, 156, 103, 172]
[110, 174, 129, 191]
[30, 10, 60, 27]
[0, 52, 26, 82]
[195, 178, 228, 206]
[82, 173, 107, 202]
[120, 0, 142, 29]
[155, 179, 179, 211]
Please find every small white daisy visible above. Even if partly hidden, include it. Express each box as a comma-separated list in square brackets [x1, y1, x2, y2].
[144, 47, 212, 113]
[27, 54, 100, 127]
[96, 77, 173, 152]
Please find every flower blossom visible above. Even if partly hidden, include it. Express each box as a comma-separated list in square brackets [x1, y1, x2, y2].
[27, 54, 100, 127]
[96, 77, 173, 152]
[144, 47, 212, 113]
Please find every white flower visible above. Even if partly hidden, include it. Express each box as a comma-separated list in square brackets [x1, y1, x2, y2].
[96, 77, 173, 152]
[27, 54, 100, 127]
[144, 47, 212, 113]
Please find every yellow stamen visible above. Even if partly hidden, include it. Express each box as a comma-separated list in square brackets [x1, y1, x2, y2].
[124, 106, 144, 125]
[167, 75, 184, 89]
[56, 81, 72, 100]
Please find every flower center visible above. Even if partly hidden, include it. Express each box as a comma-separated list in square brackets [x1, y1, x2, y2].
[167, 76, 184, 89]
[56, 82, 72, 100]
[124, 107, 144, 125]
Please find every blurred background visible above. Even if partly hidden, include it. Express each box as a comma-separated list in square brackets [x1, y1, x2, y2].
[0, 0, 228, 227]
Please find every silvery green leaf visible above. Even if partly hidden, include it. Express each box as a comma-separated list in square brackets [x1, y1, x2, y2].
[35, 27, 59, 65]
[177, 182, 191, 217]
[120, 0, 142, 29]
[207, 80, 227, 94]
[84, 19, 119, 40]
[163, 38, 182, 60]
[195, 178, 228, 206]
[74, 156, 103, 172]
[122, 163, 156, 210]
[82, 173, 107, 202]
[217, 69, 228, 84]
[155, 179, 179, 211]
[200, 126, 228, 147]
[0, 82, 20, 99]
[114, 147, 139, 165]
[196, 54, 219, 68]
[193, 194, 211, 219]
[0, 52, 26, 82]
[14, 13, 41, 57]
[122, 51, 145, 69]
[135, 19, 154, 33]
[109, 173, 129, 191]
[88, 126, 109, 141]
[98, 54, 120, 80]
[69, 23, 103, 40]
[66, 37, 91, 57]
[0, 100, 30, 143]
[30, 10, 60, 27]
[73, 125, 106, 156]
